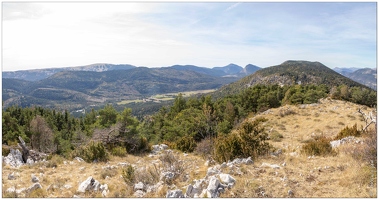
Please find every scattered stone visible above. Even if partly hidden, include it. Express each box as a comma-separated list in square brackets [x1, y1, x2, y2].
[243, 157, 254, 165]
[8, 172, 16, 180]
[289, 152, 298, 157]
[261, 163, 280, 169]
[74, 157, 84, 162]
[288, 189, 294, 197]
[166, 189, 184, 198]
[64, 184, 72, 189]
[134, 182, 145, 191]
[161, 171, 175, 182]
[100, 184, 109, 197]
[26, 158, 34, 165]
[330, 136, 362, 148]
[220, 162, 227, 169]
[206, 176, 226, 198]
[185, 184, 198, 198]
[160, 144, 169, 150]
[271, 149, 283, 157]
[118, 162, 130, 167]
[31, 174, 39, 183]
[282, 162, 287, 167]
[218, 174, 236, 187]
[26, 183, 42, 193]
[77, 176, 102, 193]
[6, 187, 16, 193]
[102, 165, 117, 170]
[79, 167, 85, 171]
[134, 190, 145, 197]
[206, 167, 220, 176]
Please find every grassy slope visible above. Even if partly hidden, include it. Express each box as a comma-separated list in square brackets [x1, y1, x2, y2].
[2, 99, 377, 198]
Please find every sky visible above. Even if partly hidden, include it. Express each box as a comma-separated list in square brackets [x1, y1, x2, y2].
[2, 2, 377, 71]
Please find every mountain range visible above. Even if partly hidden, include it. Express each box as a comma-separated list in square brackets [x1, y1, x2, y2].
[333, 67, 377, 90]
[2, 63, 260, 110]
[2, 63, 260, 81]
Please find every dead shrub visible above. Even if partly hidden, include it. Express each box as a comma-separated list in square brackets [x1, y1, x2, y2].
[45, 154, 64, 168]
[134, 164, 160, 185]
[351, 129, 377, 168]
[334, 124, 361, 140]
[159, 150, 185, 184]
[301, 135, 336, 156]
[270, 131, 284, 142]
[194, 137, 212, 159]
[279, 108, 296, 117]
[101, 168, 118, 179]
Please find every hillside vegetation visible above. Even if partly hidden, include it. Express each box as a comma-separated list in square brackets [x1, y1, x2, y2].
[2, 99, 376, 198]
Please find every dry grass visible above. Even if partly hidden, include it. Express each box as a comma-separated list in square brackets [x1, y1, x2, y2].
[2, 99, 376, 198]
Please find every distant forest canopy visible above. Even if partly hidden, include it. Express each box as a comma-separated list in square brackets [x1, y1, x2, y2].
[2, 83, 376, 160]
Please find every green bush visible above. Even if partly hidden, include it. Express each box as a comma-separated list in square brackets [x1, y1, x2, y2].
[301, 136, 336, 156]
[174, 136, 197, 153]
[213, 118, 271, 163]
[111, 146, 127, 157]
[334, 124, 361, 140]
[71, 141, 109, 163]
[122, 164, 135, 185]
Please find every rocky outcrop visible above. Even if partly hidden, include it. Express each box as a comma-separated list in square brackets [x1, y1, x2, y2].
[3, 149, 24, 168]
[77, 176, 109, 197]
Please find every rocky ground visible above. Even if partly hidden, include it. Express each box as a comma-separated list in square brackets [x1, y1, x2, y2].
[2, 98, 377, 198]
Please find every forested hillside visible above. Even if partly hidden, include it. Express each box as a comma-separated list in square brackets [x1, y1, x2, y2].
[214, 60, 370, 98]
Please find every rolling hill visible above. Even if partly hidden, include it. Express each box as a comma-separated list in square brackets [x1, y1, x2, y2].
[213, 60, 370, 98]
[3, 63, 261, 82]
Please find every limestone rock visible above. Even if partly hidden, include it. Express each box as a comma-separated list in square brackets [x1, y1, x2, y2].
[261, 163, 280, 169]
[26, 183, 42, 193]
[206, 167, 220, 176]
[134, 182, 145, 191]
[134, 190, 145, 197]
[77, 176, 101, 193]
[74, 157, 84, 162]
[8, 172, 16, 180]
[4, 149, 24, 168]
[218, 174, 236, 187]
[166, 189, 184, 198]
[206, 176, 225, 198]
[31, 174, 39, 183]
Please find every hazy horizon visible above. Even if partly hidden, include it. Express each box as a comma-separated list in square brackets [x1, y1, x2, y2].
[3, 2, 376, 71]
